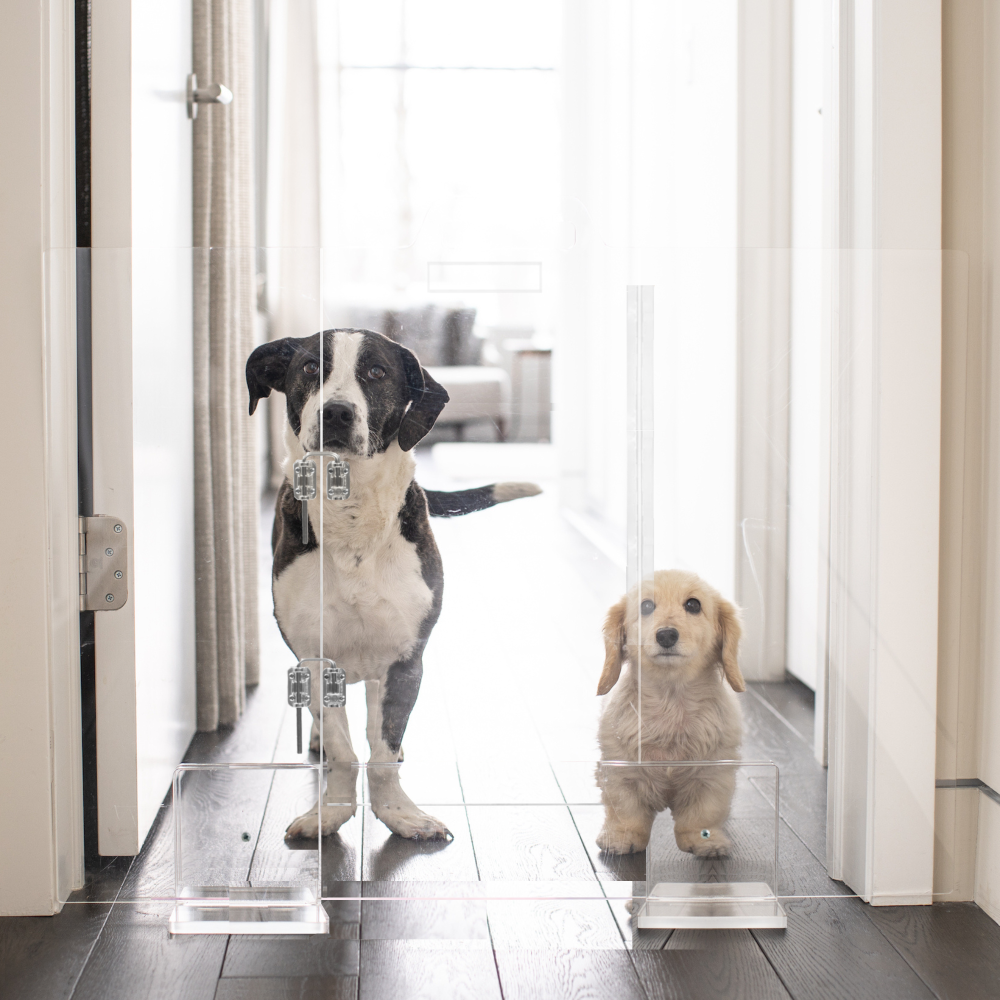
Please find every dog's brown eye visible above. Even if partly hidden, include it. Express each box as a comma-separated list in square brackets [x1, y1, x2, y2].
[640, 600, 655, 616]
[368, 365, 386, 380]
[684, 598, 701, 614]
[303, 361, 319, 375]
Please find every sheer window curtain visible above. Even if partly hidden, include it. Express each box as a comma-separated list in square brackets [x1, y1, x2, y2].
[192, 0, 260, 730]
[263, 0, 322, 490]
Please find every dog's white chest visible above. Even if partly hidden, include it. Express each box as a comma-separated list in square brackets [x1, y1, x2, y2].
[273, 506, 433, 681]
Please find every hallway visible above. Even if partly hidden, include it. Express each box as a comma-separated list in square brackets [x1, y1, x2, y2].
[2, 454, 998, 999]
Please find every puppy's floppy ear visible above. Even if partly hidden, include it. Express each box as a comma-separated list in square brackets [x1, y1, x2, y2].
[597, 595, 628, 696]
[716, 597, 745, 692]
[246, 337, 299, 415]
[398, 347, 450, 451]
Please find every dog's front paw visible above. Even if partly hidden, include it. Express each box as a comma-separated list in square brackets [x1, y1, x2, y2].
[676, 827, 731, 858]
[376, 806, 453, 841]
[597, 824, 649, 855]
[285, 803, 356, 840]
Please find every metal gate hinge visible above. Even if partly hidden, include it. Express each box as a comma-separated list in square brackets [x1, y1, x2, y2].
[287, 659, 346, 754]
[293, 453, 351, 502]
[292, 453, 350, 545]
[79, 516, 128, 612]
[322, 664, 346, 708]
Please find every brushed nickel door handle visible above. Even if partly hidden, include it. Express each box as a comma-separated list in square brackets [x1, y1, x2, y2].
[186, 73, 233, 119]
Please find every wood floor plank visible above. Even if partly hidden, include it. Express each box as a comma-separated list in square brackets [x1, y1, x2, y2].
[752, 897, 939, 1000]
[358, 940, 502, 1000]
[361, 882, 489, 941]
[221, 937, 359, 978]
[457, 759, 565, 805]
[598, 882, 673, 950]
[487, 897, 625, 951]
[248, 765, 331, 890]
[215, 978, 357, 1000]
[493, 948, 646, 1000]
[747, 681, 815, 746]
[632, 929, 791, 1000]
[740, 694, 827, 862]
[570, 804, 646, 883]
[0, 904, 111, 1000]
[864, 901, 1000, 1000]
[362, 806, 478, 882]
[186, 668, 288, 766]
[68, 902, 227, 1000]
[115, 797, 176, 900]
[323, 882, 362, 927]
[465, 805, 597, 882]
[72, 855, 134, 904]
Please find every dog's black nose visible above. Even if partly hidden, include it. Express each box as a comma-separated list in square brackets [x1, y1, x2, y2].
[656, 627, 679, 649]
[323, 400, 355, 427]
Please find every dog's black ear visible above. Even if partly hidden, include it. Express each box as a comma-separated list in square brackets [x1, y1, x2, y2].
[716, 597, 745, 692]
[598, 595, 628, 696]
[397, 349, 450, 451]
[246, 338, 298, 415]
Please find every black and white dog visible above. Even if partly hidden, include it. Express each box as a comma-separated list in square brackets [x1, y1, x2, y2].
[247, 328, 539, 841]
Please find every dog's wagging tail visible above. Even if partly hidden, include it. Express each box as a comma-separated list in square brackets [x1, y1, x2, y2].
[425, 482, 541, 517]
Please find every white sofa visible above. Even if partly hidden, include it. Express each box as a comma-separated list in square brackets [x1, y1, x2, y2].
[336, 303, 512, 441]
[425, 365, 511, 441]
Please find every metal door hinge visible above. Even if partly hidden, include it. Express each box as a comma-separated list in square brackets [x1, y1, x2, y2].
[79, 516, 128, 611]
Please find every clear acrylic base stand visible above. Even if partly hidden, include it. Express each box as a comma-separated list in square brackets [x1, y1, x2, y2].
[168, 763, 330, 936]
[169, 886, 329, 936]
[599, 760, 787, 930]
[636, 881, 786, 929]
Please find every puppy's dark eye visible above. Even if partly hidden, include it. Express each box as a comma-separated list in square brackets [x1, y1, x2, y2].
[303, 361, 319, 375]
[684, 598, 702, 614]
[640, 600, 655, 616]
[368, 365, 386, 380]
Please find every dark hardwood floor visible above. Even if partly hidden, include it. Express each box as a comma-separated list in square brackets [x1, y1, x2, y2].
[4, 464, 999, 1000]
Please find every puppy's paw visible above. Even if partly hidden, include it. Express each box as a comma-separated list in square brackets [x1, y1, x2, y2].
[376, 806, 453, 841]
[597, 825, 649, 855]
[285, 803, 356, 840]
[676, 828, 731, 858]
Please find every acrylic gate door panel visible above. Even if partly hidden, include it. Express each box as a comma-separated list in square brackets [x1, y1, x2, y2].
[90, 0, 196, 854]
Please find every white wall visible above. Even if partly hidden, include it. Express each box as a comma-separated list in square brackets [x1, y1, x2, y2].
[558, 0, 739, 602]
[0, 0, 83, 914]
[980, 0, 1000, 830]
[785, 0, 826, 692]
[91, 0, 196, 854]
[935, 0, 985, 904]
[825, 0, 942, 905]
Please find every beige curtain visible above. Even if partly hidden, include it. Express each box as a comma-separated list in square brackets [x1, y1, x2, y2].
[265, 0, 322, 489]
[192, 0, 260, 730]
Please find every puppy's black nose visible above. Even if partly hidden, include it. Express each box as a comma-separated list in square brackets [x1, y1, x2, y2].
[323, 400, 355, 427]
[656, 627, 679, 649]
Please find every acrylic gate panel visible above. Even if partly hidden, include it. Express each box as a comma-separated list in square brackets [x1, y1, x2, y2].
[64, 238, 970, 931]
[52, 0, 969, 935]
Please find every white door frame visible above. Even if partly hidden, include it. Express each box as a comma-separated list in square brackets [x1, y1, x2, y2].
[735, 0, 793, 683]
[0, 0, 83, 915]
[90, 0, 197, 856]
[824, 0, 943, 904]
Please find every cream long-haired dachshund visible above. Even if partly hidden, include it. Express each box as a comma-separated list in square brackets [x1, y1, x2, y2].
[595, 569, 745, 859]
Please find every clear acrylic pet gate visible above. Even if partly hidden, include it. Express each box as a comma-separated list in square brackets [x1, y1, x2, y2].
[61, 242, 971, 940]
